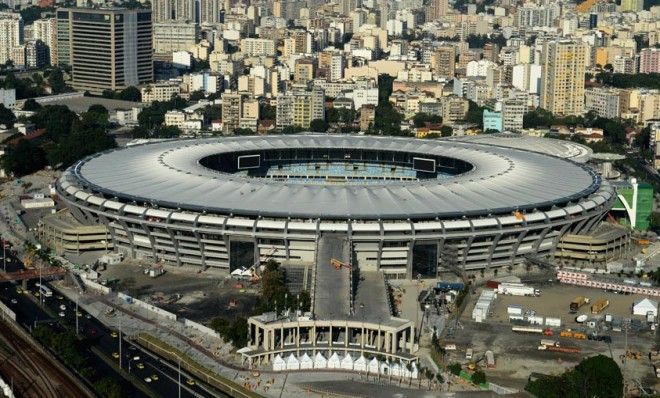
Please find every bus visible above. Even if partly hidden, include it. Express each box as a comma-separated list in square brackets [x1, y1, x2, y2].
[35, 283, 53, 297]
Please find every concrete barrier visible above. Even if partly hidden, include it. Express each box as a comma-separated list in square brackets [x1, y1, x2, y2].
[183, 318, 220, 339]
[80, 277, 111, 294]
[117, 293, 177, 321]
[0, 301, 16, 322]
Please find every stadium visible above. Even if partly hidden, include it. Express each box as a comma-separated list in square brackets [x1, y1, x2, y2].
[57, 134, 615, 278]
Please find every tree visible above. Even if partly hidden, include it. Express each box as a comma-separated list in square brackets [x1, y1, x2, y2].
[94, 377, 123, 398]
[47, 67, 67, 94]
[440, 126, 453, 137]
[116, 86, 141, 102]
[310, 118, 329, 132]
[412, 113, 442, 127]
[30, 105, 78, 141]
[525, 355, 623, 398]
[464, 101, 484, 128]
[22, 98, 41, 111]
[189, 90, 206, 102]
[447, 363, 462, 376]
[523, 107, 555, 129]
[1, 139, 47, 176]
[0, 104, 16, 128]
[484, 128, 499, 134]
[233, 128, 256, 135]
[472, 370, 486, 385]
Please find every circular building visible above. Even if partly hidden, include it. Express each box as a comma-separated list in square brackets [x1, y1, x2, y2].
[57, 134, 615, 277]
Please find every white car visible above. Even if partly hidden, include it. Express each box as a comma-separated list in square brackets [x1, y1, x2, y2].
[144, 377, 152, 383]
[58, 311, 65, 317]
[59, 304, 66, 311]
[10, 298, 17, 304]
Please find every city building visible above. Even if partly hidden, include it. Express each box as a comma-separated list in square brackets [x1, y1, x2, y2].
[540, 40, 587, 116]
[502, 95, 527, 131]
[276, 89, 325, 129]
[0, 88, 16, 110]
[483, 109, 503, 132]
[32, 18, 56, 65]
[56, 8, 153, 94]
[585, 88, 621, 119]
[141, 82, 182, 103]
[426, 0, 448, 22]
[639, 48, 660, 74]
[221, 92, 244, 134]
[431, 46, 455, 79]
[441, 96, 469, 125]
[0, 13, 23, 65]
[153, 22, 199, 55]
[240, 38, 276, 57]
[620, 0, 644, 12]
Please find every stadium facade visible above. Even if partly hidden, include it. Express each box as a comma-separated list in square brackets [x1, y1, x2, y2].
[57, 134, 616, 278]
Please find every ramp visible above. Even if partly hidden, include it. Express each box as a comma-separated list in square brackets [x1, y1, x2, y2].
[313, 235, 351, 319]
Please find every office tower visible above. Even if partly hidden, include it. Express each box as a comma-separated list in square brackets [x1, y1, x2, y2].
[639, 48, 660, 74]
[426, 0, 448, 22]
[431, 46, 455, 79]
[153, 22, 199, 54]
[56, 8, 153, 94]
[24, 40, 48, 68]
[221, 93, 244, 134]
[152, 0, 174, 22]
[176, 0, 194, 21]
[200, 0, 220, 24]
[33, 18, 56, 65]
[0, 14, 23, 65]
[540, 40, 587, 116]
[276, 89, 325, 129]
[620, 0, 643, 12]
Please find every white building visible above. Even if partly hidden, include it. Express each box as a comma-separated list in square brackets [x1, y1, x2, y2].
[172, 51, 193, 69]
[240, 38, 276, 57]
[0, 88, 16, 109]
[633, 298, 658, 317]
[0, 13, 23, 65]
[141, 82, 182, 103]
[512, 63, 542, 94]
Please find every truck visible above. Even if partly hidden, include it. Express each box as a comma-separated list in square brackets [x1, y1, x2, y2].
[512, 326, 544, 334]
[591, 298, 609, 314]
[436, 282, 465, 291]
[497, 283, 540, 297]
[485, 351, 495, 368]
[569, 296, 589, 313]
[560, 330, 587, 340]
[545, 317, 562, 328]
[539, 345, 581, 354]
[540, 339, 559, 347]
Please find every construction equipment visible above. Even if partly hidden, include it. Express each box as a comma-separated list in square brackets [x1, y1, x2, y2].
[560, 330, 587, 340]
[330, 258, 351, 270]
[569, 296, 589, 313]
[591, 298, 609, 314]
[623, 350, 642, 360]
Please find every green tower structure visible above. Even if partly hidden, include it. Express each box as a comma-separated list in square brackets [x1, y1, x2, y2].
[611, 178, 654, 230]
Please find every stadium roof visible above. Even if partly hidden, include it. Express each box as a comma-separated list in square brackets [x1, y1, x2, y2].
[449, 133, 593, 163]
[68, 134, 602, 220]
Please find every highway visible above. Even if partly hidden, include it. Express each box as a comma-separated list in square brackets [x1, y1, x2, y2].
[0, 279, 225, 398]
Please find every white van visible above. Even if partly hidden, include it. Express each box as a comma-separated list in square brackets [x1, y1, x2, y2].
[466, 348, 473, 360]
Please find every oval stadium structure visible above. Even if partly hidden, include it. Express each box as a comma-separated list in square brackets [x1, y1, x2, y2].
[57, 134, 615, 278]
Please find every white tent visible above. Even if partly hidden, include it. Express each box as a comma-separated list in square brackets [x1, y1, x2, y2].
[273, 354, 286, 371]
[286, 353, 300, 370]
[410, 362, 419, 379]
[313, 352, 327, 369]
[230, 267, 252, 279]
[328, 353, 341, 369]
[341, 353, 354, 370]
[379, 361, 390, 376]
[390, 362, 402, 377]
[353, 355, 367, 372]
[368, 357, 380, 374]
[299, 353, 313, 369]
[633, 298, 658, 316]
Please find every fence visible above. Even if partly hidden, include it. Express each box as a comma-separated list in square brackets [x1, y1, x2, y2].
[183, 318, 220, 339]
[80, 277, 111, 294]
[117, 292, 177, 321]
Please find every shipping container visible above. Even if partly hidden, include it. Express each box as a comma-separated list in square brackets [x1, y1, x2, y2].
[545, 317, 561, 327]
[485, 350, 495, 368]
[507, 305, 523, 315]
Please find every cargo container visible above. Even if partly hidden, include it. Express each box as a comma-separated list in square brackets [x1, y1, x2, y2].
[507, 305, 523, 316]
[512, 326, 544, 334]
[528, 315, 544, 325]
[569, 296, 589, 313]
[545, 317, 562, 327]
[540, 339, 559, 347]
[591, 298, 609, 314]
[436, 282, 465, 291]
[497, 283, 540, 297]
[485, 280, 500, 289]
[485, 350, 495, 368]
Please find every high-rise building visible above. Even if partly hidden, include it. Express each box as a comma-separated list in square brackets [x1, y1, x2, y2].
[152, 0, 174, 22]
[175, 0, 195, 21]
[200, 0, 220, 24]
[319, 49, 345, 81]
[540, 40, 587, 116]
[153, 22, 198, 55]
[0, 14, 23, 65]
[426, 0, 448, 22]
[221, 93, 244, 134]
[639, 48, 660, 74]
[57, 8, 153, 94]
[33, 18, 56, 65]
[620, 0, 643, 12]
[276, 89, 325, 129]
[502, 94, 527, 131]
[613, 55, 637, 74]
[24, 39, 48, 68]
[585, 87, 622, 119]
[431, 46, 455, 79]
[240, 38, 276, 57]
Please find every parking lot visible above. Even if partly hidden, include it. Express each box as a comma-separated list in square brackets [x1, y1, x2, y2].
[453, 282, 659, 390]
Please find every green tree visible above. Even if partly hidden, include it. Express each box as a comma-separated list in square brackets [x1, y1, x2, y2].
[0, 104, 16, 128]
[464, 101, 484, 128]
[47, 67, 67, 94]
[472, 370, 486, 385]
[234, 128, 256, 135]
[94, 377, 123, 398]
[448, 363, 462, 375]
[440, 126, 453, 137]
[260, 104, 276, 120]
[2, 140, 47, 176]
[412, 112, 442, 127]
[310, 118, 329, 132]
[526, 355, 623, 398]
[22, 98, 41, 111]
[116, 86, 141, 101]
[523, 107, 555, 128]
[189, 90, 206, 102]
[30, 105, 78, 141]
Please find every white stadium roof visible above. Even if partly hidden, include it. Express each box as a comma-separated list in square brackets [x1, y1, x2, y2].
[67, 134, 602, 220]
